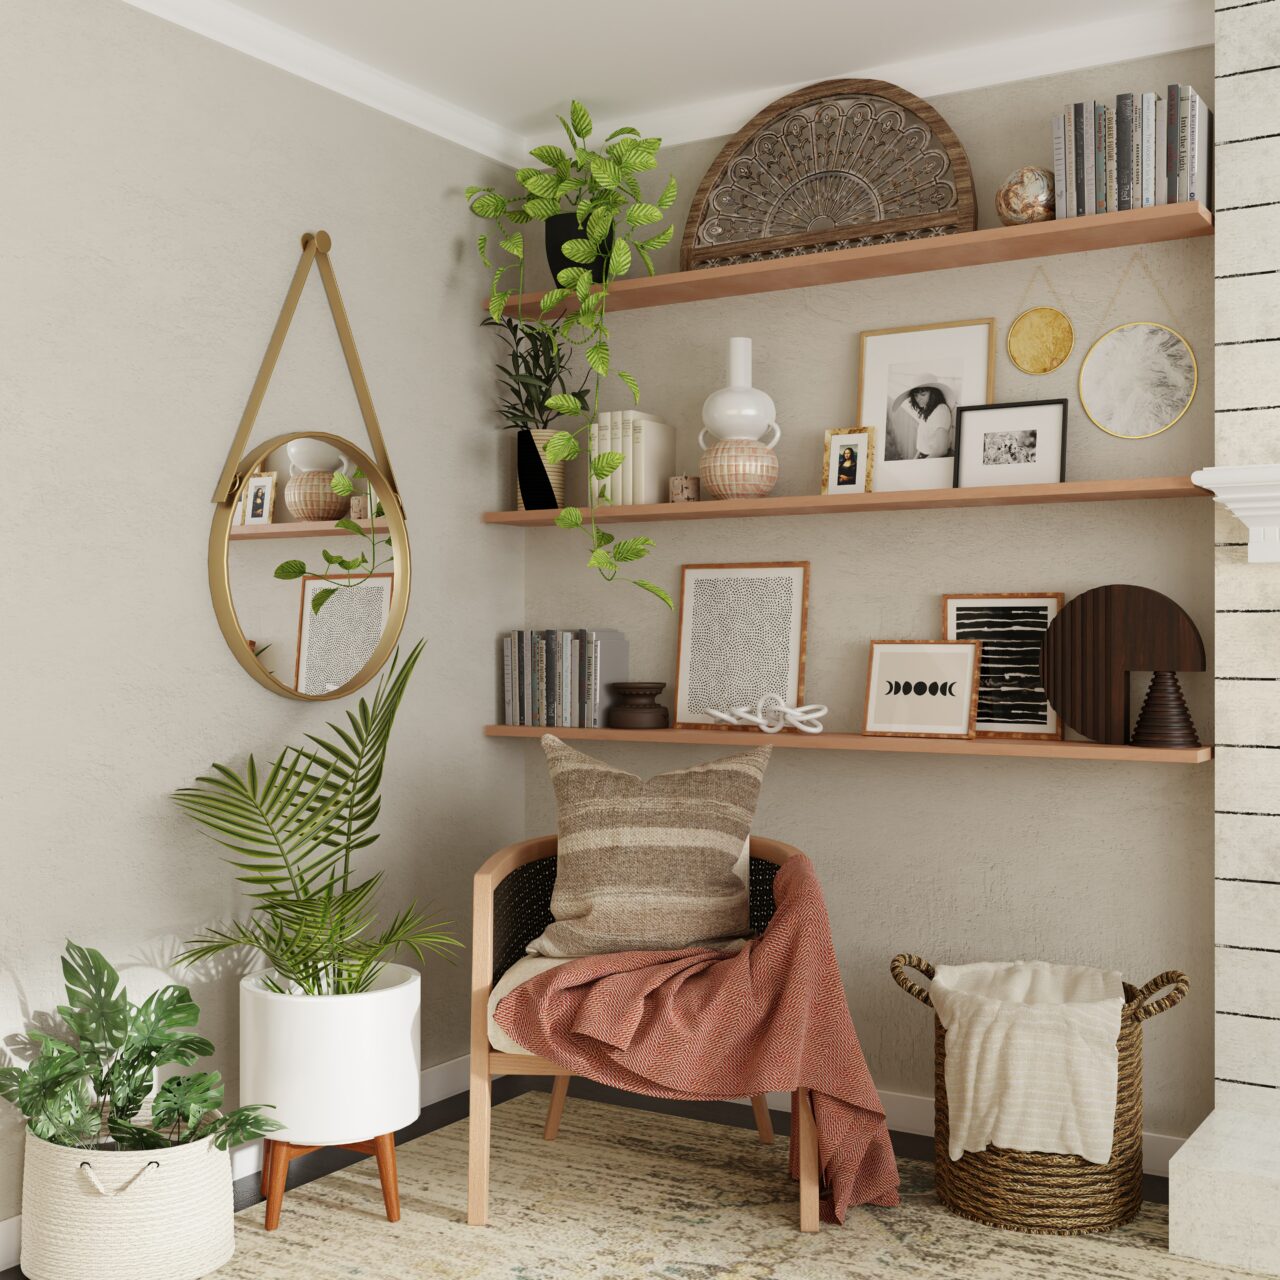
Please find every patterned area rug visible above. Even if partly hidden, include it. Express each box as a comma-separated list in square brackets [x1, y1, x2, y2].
[222, 1094, 1257, 1279]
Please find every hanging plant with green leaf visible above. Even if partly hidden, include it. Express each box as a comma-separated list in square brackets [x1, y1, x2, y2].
[466, 99, 678, 608]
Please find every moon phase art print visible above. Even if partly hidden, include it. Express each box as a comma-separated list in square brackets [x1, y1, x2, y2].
[863, 640, 982, 738]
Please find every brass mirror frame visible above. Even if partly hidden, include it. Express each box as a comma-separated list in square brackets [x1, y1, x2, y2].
[209, 431, 411, 701]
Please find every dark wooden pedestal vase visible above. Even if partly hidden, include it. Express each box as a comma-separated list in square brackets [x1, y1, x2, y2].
[261, 1134, 400, 1230]
[1131, 671, 1201, 748]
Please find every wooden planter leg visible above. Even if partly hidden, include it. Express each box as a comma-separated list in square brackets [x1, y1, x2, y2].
[264, 1140, 289, 1232]
[260, 1138, 274, 1199]
[750, 1095, 775, 1145]
[467, 1063, 492, 1226]
[544, 1075, 571, 1141]
[797, 1088, 820, 1233]
[372, 1132, 401, 1223]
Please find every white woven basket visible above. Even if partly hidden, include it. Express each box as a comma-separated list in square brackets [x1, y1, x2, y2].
[20, 1131, 234, 1280]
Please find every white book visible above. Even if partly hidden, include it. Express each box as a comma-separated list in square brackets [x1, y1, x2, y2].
[1052, 114, 1067, 219]
[1155, 101, 1168, 206]
[585, 637, 598, 727]
[1177, 86, 1190, 202]
[1141, 92, 1157, 207]
[569, 634, 581, 727]
[1063, 103, 1077, 218]
[502, 634, 513, 726]
[609, 412, 622, 506]
[1105, 106, 1118, 213]
[521, 630, 533, 728]
[632, 418, 647, 508]
[589, 629, 629, 727]
[1131, 93, 1143, 212]
[621, 411, 635, 505]
[1187, 87, 1211, 206]
[1082, 100, 1096, 218]
[561, 631, 573, 727]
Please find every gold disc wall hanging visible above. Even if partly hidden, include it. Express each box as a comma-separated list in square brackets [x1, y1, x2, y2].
[208, 231, 412, 701]
[1006, 266, 1074, 375]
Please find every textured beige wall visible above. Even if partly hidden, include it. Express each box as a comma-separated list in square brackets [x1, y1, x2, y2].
[0, 0, 524, 1219]
[522, 47, 1217, 1140]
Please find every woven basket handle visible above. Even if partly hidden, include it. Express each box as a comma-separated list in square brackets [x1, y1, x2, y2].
[1132, 970, 1190, 1022]
[79, 1159, 159, 1198]
[890, 954, 936, 1007]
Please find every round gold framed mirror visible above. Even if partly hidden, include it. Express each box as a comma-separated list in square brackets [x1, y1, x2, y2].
[209, 431, 411, 700]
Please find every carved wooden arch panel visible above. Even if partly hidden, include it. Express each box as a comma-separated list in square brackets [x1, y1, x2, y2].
[681, 79, 976, 271]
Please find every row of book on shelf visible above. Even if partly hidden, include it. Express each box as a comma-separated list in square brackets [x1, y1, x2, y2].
[587, 411, 676, 506]
[501, 628, 629, 727]
[1052, 84, 1211, 217]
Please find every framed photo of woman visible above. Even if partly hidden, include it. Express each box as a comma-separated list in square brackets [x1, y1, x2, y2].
[856, 319, 995, 492]
[821, 428, 873, 495]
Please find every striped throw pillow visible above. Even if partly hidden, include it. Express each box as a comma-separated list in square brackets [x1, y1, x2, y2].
[528, 734, 772, 957]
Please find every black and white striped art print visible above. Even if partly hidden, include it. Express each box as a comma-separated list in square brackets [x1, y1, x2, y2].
[943, 593, 1063, 739]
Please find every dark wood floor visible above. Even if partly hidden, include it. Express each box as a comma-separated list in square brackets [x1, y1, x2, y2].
[0, 1081, 1167, 1278]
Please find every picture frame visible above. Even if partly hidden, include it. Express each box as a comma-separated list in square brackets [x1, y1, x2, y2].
[295, 573, 393, 696]
[942, 593, 1064, 739]
[953, 400, 1067, 489]
[856, 318, 995, 493]
[242, 471, 278, 526]
[821, 428, 874, 495]
[863, 640, 981, 739]
[675, 562, 809, 729]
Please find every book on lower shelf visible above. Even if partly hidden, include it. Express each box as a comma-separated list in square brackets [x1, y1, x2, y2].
[585, 413, 676, 508]
[501, 628, 628, 727]
[1055, 85, 1209, 217]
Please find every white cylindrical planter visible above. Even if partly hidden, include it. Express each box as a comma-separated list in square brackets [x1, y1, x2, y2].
[240, 963, 421, 1144]
[20, 1132, 233, 1280]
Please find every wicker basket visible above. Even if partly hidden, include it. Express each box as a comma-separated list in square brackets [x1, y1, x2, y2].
[890, 953, 1188, 1235]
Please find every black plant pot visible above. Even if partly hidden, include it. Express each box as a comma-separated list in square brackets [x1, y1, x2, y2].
[515, 429, 558, 510]
[545, 211, 612, 286]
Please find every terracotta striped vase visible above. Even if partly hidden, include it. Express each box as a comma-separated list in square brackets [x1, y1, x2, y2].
[699, 437, 779, 500]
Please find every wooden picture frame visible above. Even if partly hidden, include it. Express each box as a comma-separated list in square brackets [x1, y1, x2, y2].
[674, 562, 809, 729]
[942, 593, 1064, 740]
[863, 640, 981, 739]
[856, 319, 995, 493]
[953, 400, 1067, 489]
[821, 428, 874, 495]
[296, 573, 393, 697]
[242, 471, 278, 526]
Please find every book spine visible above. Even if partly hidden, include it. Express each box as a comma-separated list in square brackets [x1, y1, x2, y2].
[1074, 103, 1088, 216]
[1093, 102, 1106, 213]
[1116, 94, 1133, 211]
[609, 413, 622, 506]
[568, 634, 580, 727]
[561, 631, 572, 726]
[621, 411, 634, 505]
[1166, 85, 1181, 204]
[522, 631, 532, 727]
[533, 633, 545, 727]
[544, 628, 557, 727]
[587, 635, 600, 727]
[1188, 90, 1211, 205]
[1141, 93, 1157, 207]
[1082, 100, 1096, 217]
[1155, 99, 1168, 206]
[632, 418, 645, 508]
[1052, 113, 1067, 219]
[502, 634, 512, 725]
[576, 629, 588, 727]
[1177, 86, 1190, 202]
[1131, 95, 1142, 210]
[1064, 104, 1077, 218]
[1105, 106, 1118, 213]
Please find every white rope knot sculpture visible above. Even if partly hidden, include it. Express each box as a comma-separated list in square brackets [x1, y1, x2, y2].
[706, 694, 828, 735]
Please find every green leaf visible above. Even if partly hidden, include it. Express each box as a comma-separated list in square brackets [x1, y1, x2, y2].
[489, 290, 512, 322]
[469, 191, 506, 219]
[539, 287, 571, 312]
[335, 518, 365, 535]
[321, 548, 342, 566]
[592, 529, 615, 548]
[544, 395, 586, 418]
[153, 1072, 224, 1140]
[586, 206, 613, 244]
[506, 207, 531, 225]
[605, 126, 640, 140]
[586, 340, 610, 376]
[330, 471, 355, 497]
[58, 944, 127, 1085]
[636, 244, 655, 276]
[611, 536, 655, 563]
[561, 238, 597, 265]
[524, 195, 560, 220]
[476, 233, 491, 267]
[590, 451, 624, 480]
[516, 168, 559, 198]
[529, 143, 568, 168]
[310, 587, 338, 615]
[554, 506, 583, 529]
[634, 579, 674, 608]
[657, 175, 678, 210]
[613, 142, 657, 173]
[544, 430, 581, 462]
[338, 555, 367, 572]
[570, 100, 592, 139]
[617, 370, 641, 404]
[499, 231, 524, 259]
[639, 225, 674, 252]
[607, 239, 631, 278]
[587, 548, 616, 572]
[556, 266, 588, 288]
[625, 202, 662, 227]
[589, 156, 623, 189]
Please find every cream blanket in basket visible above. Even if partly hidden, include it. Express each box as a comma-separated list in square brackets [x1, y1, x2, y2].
[930, 961, 1124, 1165]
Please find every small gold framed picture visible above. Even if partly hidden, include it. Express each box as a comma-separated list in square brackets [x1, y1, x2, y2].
[821, 428, 874, 495]
[242, 471, 278, 526]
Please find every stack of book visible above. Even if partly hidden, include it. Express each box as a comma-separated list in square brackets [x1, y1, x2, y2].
[587, 411, 676, 506]
[502, 628, 628, 727]
[1053, 86, 1211, 217]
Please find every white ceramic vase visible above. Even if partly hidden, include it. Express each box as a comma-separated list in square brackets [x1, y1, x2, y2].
[699, 336, 782, 451]
[239, 964, 421, 1145]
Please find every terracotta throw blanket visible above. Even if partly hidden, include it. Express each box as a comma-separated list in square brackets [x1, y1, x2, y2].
[494, 854, 900, 1222]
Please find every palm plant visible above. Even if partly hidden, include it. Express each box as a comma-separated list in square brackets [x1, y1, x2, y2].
[172, 642, 461, 995]
[484, 315, 588, 432]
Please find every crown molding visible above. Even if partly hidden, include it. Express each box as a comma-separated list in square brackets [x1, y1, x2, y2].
[119, 0, 528, 165]
[1192, 465, 1280, 562]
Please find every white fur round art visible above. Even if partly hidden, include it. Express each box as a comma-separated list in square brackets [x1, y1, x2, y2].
[1078, 321, 1197, 439]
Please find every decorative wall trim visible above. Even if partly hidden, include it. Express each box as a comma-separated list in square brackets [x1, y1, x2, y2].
[1192, 464, 1280, 561]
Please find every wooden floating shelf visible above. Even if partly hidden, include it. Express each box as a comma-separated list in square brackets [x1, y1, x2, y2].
[500, 203, 1213, 317]
[485, 724, 1212, 765]
[229, 520, 389, 541]
[483, 476, 1207, 526]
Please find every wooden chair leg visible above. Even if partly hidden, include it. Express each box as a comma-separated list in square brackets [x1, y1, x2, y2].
[797, 1087, 820, 1233]
[372, 1132, 401, 1223]
[467, 1061, 491, 1226]
[263, 1139, 289, 1231]
[750, 1094, 775, 1145]
[259, 1138, 274, 1199]
[544, 1075, 571, 1141]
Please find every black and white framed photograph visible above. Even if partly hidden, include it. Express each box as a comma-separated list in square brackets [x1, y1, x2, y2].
[953, 400, 1067, 489]
[856, 319, 995, 492]
[296, 573, 392, 696]
[863, 640, 981, 739]
[675, 562, 809, 729]
[821, 427, 874, 495]
[943, 593, 1064, 739]
[242, 471, 278, 525]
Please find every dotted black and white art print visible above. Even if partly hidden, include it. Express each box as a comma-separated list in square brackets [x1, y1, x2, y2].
[944, 593, 1063, 739]
[296, 574, 392, 696]
[676, 563, 808, 727]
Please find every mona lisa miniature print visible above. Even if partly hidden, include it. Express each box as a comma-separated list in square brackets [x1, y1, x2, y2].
[863, 640, 981, 738]
[856, 319, 995, 492]
[821, 427, 873, 495]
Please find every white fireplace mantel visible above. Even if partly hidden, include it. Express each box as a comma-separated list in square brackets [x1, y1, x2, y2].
[1191, 464, 1280, 562]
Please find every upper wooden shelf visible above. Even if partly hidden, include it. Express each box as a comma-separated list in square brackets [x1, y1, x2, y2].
[485, 724, 1212, 764]
[229, 520, 389, 541]
[501, 203, 1213, 317]
[483, 476, 1207, 526]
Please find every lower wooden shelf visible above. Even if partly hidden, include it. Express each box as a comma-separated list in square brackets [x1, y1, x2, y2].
[484, 724, 1212, 764]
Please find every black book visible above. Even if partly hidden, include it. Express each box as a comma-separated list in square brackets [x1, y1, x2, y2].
[1166, 83, 1180, 205]
[1116, 93, 1134, 211]
[1072, 103, 1086, 217]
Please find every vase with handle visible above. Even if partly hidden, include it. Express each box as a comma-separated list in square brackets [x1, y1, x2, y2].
[699, 337, 781, 499]
[284, 438, 352, 520]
